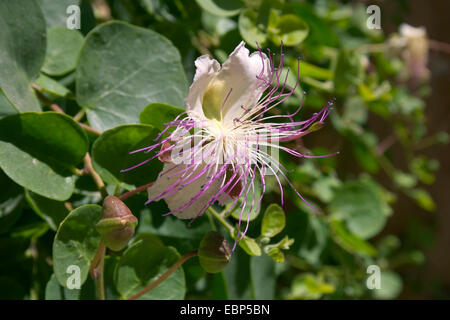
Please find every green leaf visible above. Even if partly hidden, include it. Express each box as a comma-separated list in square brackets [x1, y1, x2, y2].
[285, 208, 328, 266]
[230, 179, 262, 222]
[115, 234, 186, 300]
[286, 273, 334, 299]
[37, 0, 95, 34]
[250, 254, 276, 299]
[333, 50, 364, 95]
[25, 190, 70, 231]
[330, 220, 377, 257]
[42, 27, 84, 76]
[373, 270, 403, 300]
[0, 0, 46, 112]
[288, 59, 333, 81]
[408, 188, 436, 212]
[329, 180, 387, 239]
[38, 0, 80, 29]
[0, 112, 88, 200]
[0, 91, 16, 119]
[139, 103, 184, 131]
[269, 13, 309, 46]
[238, 9, 267, 48]
[45, 273, 96, 300]
[76, 21, 188, 132]
[195, 0, 243, 17]
[393, 171, 417, 189]
[222, 248, 252, 299]
[0, 171, 24, 234]
[236, 234, 261, 256]
[92, 124, 162, 187]
[34, 74, 73, 98]
[53, 204, 102, 288]
[261, 203, 285, 238]
[311, 176, 341, 203]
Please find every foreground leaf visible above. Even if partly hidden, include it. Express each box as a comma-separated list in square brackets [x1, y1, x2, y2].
[76, 21, 188, 131]
[115, 234, 186, 300]
[0, 112, 88, 200]
[53, 204, 102, 288]
[0, 0, 46, 112]
[92, 124, 162, 187]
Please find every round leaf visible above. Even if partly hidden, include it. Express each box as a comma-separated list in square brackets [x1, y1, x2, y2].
[42, 27, 84, 76]
[261, 203, 285, 238]
[53, 204, 102, 288]
[0, 112, 88, 200]
[373, 271, 403, 300]
[0, 0, 46, 112]
[92, 124, 162, 187]
[195, 0, 243, 17]
[238, 9, 267, 48]
[330, 220, 377, 257]
[269, 14, 309, 46]
[139, 103, 184, 131]
[45, 273, 96, 300]
[25, 190, 70, 231]
[230, 179, 262, 222]
[115, 234, 186, 300]
[329, 181, 387, 239]
[76, 21, 188, 131]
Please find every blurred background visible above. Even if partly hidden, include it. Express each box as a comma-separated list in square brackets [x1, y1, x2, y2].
[374, 0, 450, 299]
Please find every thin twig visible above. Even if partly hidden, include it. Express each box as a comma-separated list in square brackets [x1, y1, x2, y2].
[84, 153, 108, 198]
[90, 240, 106, 300]
[428, 39, 450, 55]
[126, 250, 198, 300]
[33, 86, 101, 135]
[118, 181, 155, 201]
[376, 133, 397, 156]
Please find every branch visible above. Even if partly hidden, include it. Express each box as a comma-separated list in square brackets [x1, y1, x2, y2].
[119, 181, 155, 201]
[84, 153, 108, 199]
[126, 250, 198, 300]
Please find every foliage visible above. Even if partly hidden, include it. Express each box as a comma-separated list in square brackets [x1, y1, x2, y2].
[0, 0, 446, 300]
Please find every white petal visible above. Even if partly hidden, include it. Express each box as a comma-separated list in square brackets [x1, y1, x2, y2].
[185, 42, 270, 122]
[216, 41, 270, 123]
[399, 23, 426, 38]
[185, 54, 220, 118]
[147, 163, 222, 219]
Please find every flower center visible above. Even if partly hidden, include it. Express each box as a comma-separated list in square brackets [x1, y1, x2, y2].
[201, 78, 230, 121]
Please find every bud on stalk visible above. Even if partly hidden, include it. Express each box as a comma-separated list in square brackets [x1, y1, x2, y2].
[96, 195, 138, 251]
[198, 231, 231, 273]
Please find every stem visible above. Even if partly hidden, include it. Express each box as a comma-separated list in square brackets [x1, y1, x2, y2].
[73, 109, 86, 122]
[90, 240, 106, 300]
[84, 153, 108, 199]
[428, 39, 450, 54]
[34, 88, 101, 136]
[126, 250, 198, 300]
[118, 181, 155, 201]
[207, 207, 234, 232]
[376, 133, 397, 156]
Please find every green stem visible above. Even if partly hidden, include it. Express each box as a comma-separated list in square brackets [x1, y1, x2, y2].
[207, 207, 234, 232]
[90, 240, 106, 300]
[126, 250, 198, 300]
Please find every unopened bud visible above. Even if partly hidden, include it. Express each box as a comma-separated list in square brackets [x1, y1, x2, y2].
[198, 231, 231, 273]
[96, 195, 138, 251]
